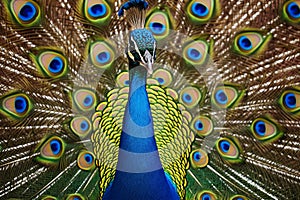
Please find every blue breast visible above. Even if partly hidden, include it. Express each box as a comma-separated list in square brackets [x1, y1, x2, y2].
[103, 66, 180, 200]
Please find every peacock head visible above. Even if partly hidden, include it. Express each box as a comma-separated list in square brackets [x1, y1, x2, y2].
[127, 29, 156, 74]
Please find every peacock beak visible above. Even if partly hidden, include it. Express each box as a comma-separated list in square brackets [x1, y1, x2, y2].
[146, 60, 153, 74]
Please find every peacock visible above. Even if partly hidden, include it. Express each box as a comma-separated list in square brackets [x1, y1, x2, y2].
[0, 0, 299, 199]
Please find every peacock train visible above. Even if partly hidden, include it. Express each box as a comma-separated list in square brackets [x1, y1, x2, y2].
[0, 0, 299, 199]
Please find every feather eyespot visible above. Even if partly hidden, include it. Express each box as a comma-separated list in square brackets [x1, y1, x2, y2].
[152, 69, 173, 87]
[116, 71, 130, 87]
[70, 116, 92, 138]
[196, 190, 217, 200]
[66, 194, 85, 200]
[187, 48, 202, 60]
[287, 2, 300, 19]
[77, 151, 95, 170]
[186, 0, 220, 23]
[212, 84, 244, 109]
[82, 0, 111, 24]
[238, 36, 253, 51]
[31, 50, 68, 78]
[183, 39, 210, 66]
[72, 89, 97, 112]
[250, 117, 283, 143]
[9, 0, 41, 26]
[179, 86, 202, 109]
[18, 2, 36, 21]
[145, 9, 173, 40]
[284, 93, 297, 109]
[36, 136, 65, 165]
[230, 195, 248, 200]
[216, 137, 242, 163]
[96, 52, 110, 64]
[88, 4, 106, 18]
[279, 88, 300, 115]
[0, 93, 33, 120]
[192, 116, 214, 136]
[192, 2, 209, 17]
[233, 31, 271, 56]
[149, 22, 166, 35]
[190, 149, 209, 168]
[89, 40, 115, 69]
[282, 1, 300, 24]
[215, 89, 228, 104]
[41, 196, 57, 200]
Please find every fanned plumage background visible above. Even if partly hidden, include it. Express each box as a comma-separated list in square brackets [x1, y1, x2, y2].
[0, 0, 299, 199]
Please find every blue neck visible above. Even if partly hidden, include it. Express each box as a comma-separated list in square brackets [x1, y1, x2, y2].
[119, 65, 161, 170]
[123, 66, 155, 139]
[103, 66, 180, 200]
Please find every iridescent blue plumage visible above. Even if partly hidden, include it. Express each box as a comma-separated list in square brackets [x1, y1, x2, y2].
[118, 0, 149, 16]
[254, 121, 266, 136]
[88, 4, 107, 18]
[286, 2, 300, 19]
[103, 24, 180, 199]
[191, 2, 209, 17]
[237, 36, 252, 51]
[18, 2, 36, 22]
[14, 96, 28, 113]
[284, 93, 297, 109]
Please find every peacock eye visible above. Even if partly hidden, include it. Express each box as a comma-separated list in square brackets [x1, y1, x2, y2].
[216, 137, 242, 163]
[212, 84, 244, 109]
[279, 88, 300, 115]
[89, 40, 115, 69]
[145, 9, 173, 40]
[183, 39, 210, 67]
[282, 1, 300, 24]
[66, 194, 85, 200]
[196, 190, 217, 200]
[190, 149, 209, 168]
[31, 50, 68, 78]
[192, 116, 214, 137]
[0, 93, 33, 120]
[83, 0, 111, 24]
[233, 31, 271, 56]
[230, 195, 248, 200]
[72, 88, 97, 112]
[192, 3, 209, 17]
[41, 196, 57, 200]
[89, 4, 105, 17]
[36, 136, 65, 165]
[152, 69, 173, 87]
[250, 117, 283, 143]
[77, 151, 95, 170]
[284, 93, 297, 108]
[149, 22, 166, 34]
[116, 71, 130, 87]
[179, 86, 202, 109]
[9, 0, 41, 26]
[186, 0, 220, 23]
[70, 116, 92, 138]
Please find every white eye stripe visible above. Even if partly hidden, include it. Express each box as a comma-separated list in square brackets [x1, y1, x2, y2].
[130, 36, 145, 63]
[129, 36, 156, 65]
[128, 51, 135, 60]
[152, 42, 156, 63]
